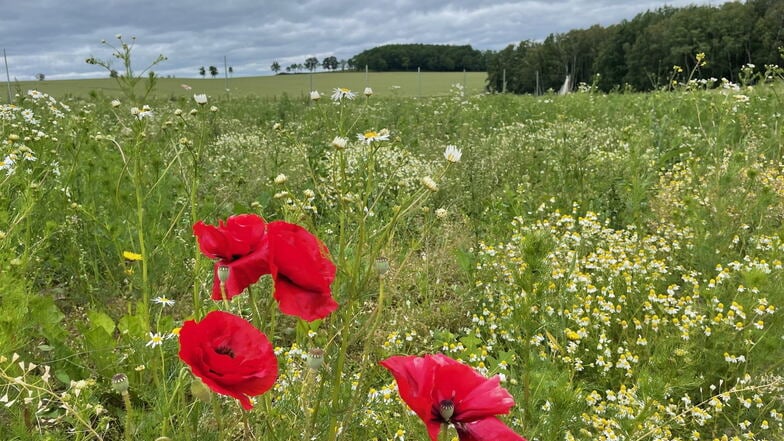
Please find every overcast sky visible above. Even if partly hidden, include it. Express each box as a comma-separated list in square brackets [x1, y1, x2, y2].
[2, 0, 727, 81]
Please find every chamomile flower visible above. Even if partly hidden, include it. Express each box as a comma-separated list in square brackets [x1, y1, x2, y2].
[152, 296, 175, 307]
[331, 136, 348, 150]
[357, 128, 390, 144]
[331, 87, 356, 101]
[444, 145, 462, 163]
[146, 332, 165, 348]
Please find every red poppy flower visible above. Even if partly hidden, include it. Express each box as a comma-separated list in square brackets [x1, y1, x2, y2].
[178, 310, 278, 410]
[265, 221, 338, 321]
[193, 214, 270, 301]
[380, 354, 526, 441]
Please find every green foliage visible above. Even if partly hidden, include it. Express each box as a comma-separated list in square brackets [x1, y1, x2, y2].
[1, 59, 783, 440]
[350, 43, 488, 72]
[488, 0, 784, 93]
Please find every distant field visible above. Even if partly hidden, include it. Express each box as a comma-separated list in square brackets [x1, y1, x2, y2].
[2, 71, 487, 101]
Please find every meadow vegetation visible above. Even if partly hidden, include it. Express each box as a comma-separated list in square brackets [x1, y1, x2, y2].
[0, 47, 783, 441]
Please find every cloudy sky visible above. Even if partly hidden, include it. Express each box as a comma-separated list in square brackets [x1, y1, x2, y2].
[2, 0, 725, 81]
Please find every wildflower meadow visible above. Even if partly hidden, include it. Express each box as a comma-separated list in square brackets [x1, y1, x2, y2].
[0, 40, 783, 441]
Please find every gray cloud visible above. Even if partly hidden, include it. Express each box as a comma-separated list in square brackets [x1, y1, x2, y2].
[2, 0, 723, 80]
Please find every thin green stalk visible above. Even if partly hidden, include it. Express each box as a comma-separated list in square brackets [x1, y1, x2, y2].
[247, 285, 264, 332]
[132, 139, 150, 322]
[211, 393, 224, 440]
[191, 117, 206, 319]
[342, 276, 387, 428]
[439, 424, 450, 441]
[122, 391, 133, 441]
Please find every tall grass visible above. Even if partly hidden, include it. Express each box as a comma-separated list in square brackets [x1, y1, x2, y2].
[0, 56, 782, 440]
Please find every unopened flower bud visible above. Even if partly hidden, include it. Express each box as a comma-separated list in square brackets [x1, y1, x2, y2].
[306, 348, 325, 371]
[375, 257, 390, 276]
[421, 176, 439, 192]
[112, 373, 129, 394]
[190, 377, 212, 403]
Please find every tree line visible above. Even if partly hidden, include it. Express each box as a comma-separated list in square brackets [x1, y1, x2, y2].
[348, 44, 489, 71]
[266, 44, 487, 76]
[487, 0, 784, 93]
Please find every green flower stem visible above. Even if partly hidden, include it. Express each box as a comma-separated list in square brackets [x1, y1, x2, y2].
[219, 282, 230, 310]
[211, 393, 224, 440]
[342, 275, 387, 428]
[131, 136, 150, 323]
[122, 391, 133, 441]
[439, 424, 450, 441]
[247, 285, 265, 332]
[191, 114, 207, 319]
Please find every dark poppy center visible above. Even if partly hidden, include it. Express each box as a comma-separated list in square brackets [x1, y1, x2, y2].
[214, 345, 235, 358]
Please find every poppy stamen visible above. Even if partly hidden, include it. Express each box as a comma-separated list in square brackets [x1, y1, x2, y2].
[215, 345, 235, 358]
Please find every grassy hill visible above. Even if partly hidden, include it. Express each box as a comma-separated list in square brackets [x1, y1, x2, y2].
[2, 71, 488, 101]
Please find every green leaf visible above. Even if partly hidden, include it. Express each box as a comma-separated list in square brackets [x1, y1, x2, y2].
[87, 310, 116, 335]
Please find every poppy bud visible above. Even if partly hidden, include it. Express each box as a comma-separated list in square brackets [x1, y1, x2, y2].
[190, 377, 212, 403]
[306, 348, 325, 371]
[375, 257, 390, 276]
[112, 373, 129, 395]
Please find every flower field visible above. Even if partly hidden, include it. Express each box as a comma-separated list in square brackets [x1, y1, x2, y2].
[1, 51, 783, 440]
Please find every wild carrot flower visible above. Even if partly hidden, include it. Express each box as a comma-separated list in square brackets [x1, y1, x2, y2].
[364, 86, 374, 97]
[310, 90, 321, 101]
[193, 94, 208, 105]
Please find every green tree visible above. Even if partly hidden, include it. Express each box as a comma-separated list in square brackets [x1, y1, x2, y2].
[199, 66, 206, 78]
[305, 57, 319, 72]
[322, 56, 338, 71]
[271, 61, 281, 74]
[208, 66, 218, 77]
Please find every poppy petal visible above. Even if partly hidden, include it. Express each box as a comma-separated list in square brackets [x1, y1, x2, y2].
[457, 417, 526, 441]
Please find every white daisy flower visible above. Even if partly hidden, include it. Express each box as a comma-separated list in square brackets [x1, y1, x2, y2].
[444, 145, 462, 163]
[331, 87, 356, 101]
[357, 129, 390, 144]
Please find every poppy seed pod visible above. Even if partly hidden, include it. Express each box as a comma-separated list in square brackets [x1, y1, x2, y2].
[111, 373, 129, 395]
